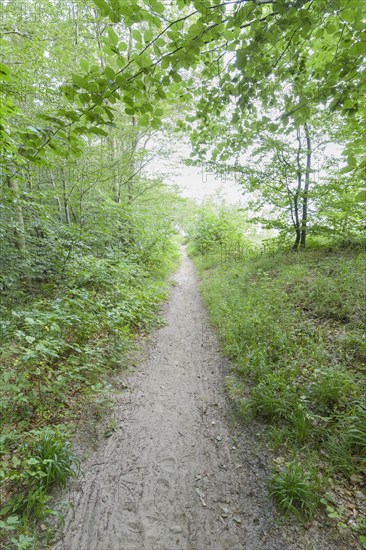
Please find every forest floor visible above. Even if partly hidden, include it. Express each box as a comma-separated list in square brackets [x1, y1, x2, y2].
[51, 248, 351, 550]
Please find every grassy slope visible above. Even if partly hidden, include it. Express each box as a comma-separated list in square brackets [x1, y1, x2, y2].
[194, 245, 366, 546]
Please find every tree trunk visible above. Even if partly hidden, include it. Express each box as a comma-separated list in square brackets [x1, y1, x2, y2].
[50, 171, 63, 222]
[300, 123, 311, 248]
[8, 176, 26, 254]
[62, 169, 70, 225]
[293, 128, 302, 250]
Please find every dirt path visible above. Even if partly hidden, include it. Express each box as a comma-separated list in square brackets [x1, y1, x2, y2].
[52, 249, 331, 550]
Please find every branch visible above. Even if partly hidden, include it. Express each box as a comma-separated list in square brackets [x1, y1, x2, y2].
[1, 30, 31, 38]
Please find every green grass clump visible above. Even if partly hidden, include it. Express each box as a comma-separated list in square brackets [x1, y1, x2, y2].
[270, 461, 320, 520]
[307, 366, 359, 412]
[344, 402, 366, 454]
[1, 427, 79, 520]
[251, 372, 298, 420]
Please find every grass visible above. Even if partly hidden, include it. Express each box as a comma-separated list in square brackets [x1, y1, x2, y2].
[193, 242, 366, 544]
[269, 460, 321, 520]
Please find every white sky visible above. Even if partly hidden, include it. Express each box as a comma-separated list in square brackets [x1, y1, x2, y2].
[148, 140, 247, 204]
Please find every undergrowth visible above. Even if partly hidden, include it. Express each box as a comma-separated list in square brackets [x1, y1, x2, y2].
[193, 243, 366, 546]
[0, 244, 180, 548]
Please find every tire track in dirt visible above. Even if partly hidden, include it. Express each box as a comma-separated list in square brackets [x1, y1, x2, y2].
[52, 249, 337, 550]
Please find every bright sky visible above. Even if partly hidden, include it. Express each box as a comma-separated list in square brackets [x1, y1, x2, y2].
[148, 140, 246, 204]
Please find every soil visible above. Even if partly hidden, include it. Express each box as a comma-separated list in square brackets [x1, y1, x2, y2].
[52, 248, 352, 550]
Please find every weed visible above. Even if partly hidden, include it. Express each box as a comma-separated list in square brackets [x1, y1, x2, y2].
[344, 402, 366, 454]
[25, 428, 80, 489]
[307, 366, 359, 412]
[2, 427, 79, 520]
[269, 460, 321, 520]
[250, 373, 298, 421]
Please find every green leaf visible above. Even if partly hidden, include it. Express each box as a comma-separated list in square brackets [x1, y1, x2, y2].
[89, 127, 109, 136]
[347, 155, 357, 167]
[132, 29, 142, 42]
[171, 71, 182, 83]
[92, 0, 112, 17]
[12, 456, 21, 467]
[118, 41, 128, 52]
[104, 66, 115, 80]
[343, 99, 354, 109]
[341, 9, 355, 23]
[355, 190, 366, 202]
[151, 0, 165, 14]
[144, 29, 153, 43]
[80, 59, 89, 72]
[108, 27, 119, 46]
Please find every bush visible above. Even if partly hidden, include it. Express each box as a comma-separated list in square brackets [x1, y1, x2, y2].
[188, 203, 247, 255]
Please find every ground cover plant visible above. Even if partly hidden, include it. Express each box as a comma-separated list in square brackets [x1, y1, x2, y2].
[191, 233, 366, 547]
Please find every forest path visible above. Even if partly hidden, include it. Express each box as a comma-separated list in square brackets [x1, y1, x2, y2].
[53, 248, 297, 550]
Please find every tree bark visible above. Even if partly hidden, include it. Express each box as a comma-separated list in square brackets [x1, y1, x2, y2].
[300, 123, 311, 248]
[293, 128, 302, 250]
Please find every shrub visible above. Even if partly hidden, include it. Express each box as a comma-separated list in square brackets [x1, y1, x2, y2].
[24, 428, 79, 489]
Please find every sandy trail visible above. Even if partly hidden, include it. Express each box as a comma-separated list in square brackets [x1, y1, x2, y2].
[53, 249, 297, 550]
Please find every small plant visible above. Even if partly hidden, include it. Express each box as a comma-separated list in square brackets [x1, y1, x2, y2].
[23, 427, 80, 490]
[325, 433, 355, 476]
[3, 427, 79, 520]
[354, 516, 366, 549]
[10, 534, 34, 549]
[344, 402, 366, 454]
[288, 405, 313, 444]
[269, 460, 320, 520]
[307, 366, 358, 411]
[251, 373, 298, 421]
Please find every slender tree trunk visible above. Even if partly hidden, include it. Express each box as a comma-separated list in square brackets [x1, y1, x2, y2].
[127, 116, 137, 204]
[107, 136, 120, 203]
[8, 176, 26, 254]
[293, 128, 302, 250]
[62, 170, 70, 225]
[300, 123, 311, 248]
[72, 3, 78, 46]
[50, 171, 63, 222]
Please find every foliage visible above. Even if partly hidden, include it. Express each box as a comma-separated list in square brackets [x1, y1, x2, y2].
[1, 4, 182, 546]
[188, 201, 250, 255]
[1, 427, 78, 518]
[307, 367, 359, 412]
